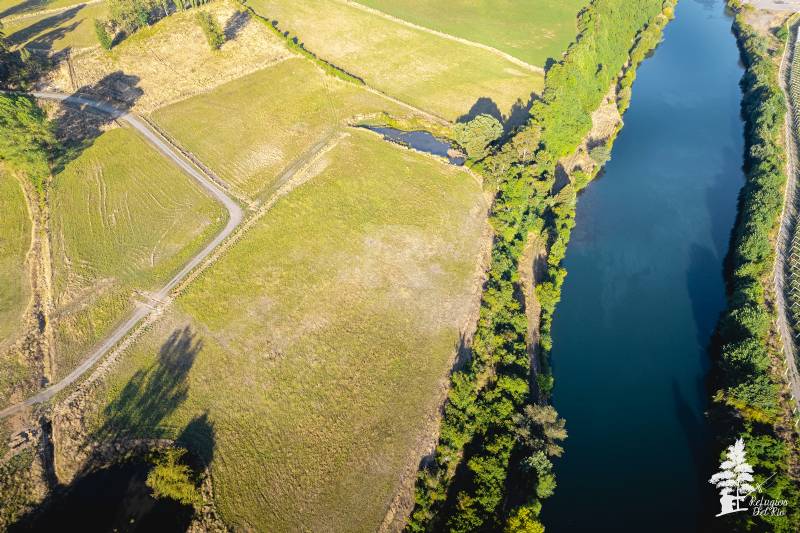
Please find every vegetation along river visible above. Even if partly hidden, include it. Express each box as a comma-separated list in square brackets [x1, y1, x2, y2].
[543, 0, 745, 531]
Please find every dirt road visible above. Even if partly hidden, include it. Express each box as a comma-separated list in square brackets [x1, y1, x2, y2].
[0, 91, 243, 418]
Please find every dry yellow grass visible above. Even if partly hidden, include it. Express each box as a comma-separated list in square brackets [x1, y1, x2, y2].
[247, 0, 543, 121]
[88, 130, 489, 532]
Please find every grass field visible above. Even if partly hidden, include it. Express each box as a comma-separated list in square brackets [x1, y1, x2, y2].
[0, 0, 90, 21]
[4, 1, 106, 52]
[0, 172, 31, 348]
[89, 130, 488, 531]
[49, 125, 226, 380]
[247, 0, 542, 121]
[354, 0, 588, 66]
[151, 56, 414, 200]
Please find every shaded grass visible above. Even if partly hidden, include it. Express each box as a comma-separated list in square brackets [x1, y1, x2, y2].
[92, 131, 489, 532]
[151, 57, 409, 200]
[355, 0, 589, 67]
[0, 172, 31, 347]
[49, 125, 226, 380]
[246, 0, 543, 121]
[5, 2, 107, 52]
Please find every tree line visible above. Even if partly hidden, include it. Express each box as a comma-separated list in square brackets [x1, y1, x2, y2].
[406, 1, 675, 532]
[708, 2, 800, 530]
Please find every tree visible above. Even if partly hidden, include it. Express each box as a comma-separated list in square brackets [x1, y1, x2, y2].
[146, 447, 202, 508]
[588, 144, 611, 166]
[513, 404, 567, 457]
[108, 0, 155, 33]
[709, 438, 755, 515]
[94, 19, 113, 50]
[505, 504, 545, 533]
[454, 114, 503, 160]
[196, 11, 224, 50]
[0, 93, 54, 193]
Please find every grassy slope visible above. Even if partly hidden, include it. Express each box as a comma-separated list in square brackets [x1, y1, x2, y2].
[4, 2, 106, 51]
[0, 0, 90, 19]
[0, 173, 31, 347]
[247, 0, 542, 121]
[151, 57, 410, 200]
[354, 0, 588, 66]
[92, 130, 488, 532]
[49, 125, 226, 380]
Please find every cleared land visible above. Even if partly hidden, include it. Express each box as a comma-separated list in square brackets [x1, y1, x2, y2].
[247, 0, 543, 121]
[48, 125, 226, 380]
[88, 130, 489, 531]
[0, 173, 31, 348]
[151, 56, 412, 200]
[353, 0, 588, 67]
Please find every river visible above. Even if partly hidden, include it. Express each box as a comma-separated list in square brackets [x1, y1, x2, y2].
[542, 0, 745, 531]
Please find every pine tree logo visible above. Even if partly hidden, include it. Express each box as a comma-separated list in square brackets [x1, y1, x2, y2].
[709, 438, 756, 517]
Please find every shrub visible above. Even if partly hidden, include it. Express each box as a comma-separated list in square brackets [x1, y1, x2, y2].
[146, 447, 202, 508]
[454, 114, 503, 160]
[94, 19, 113, 50]
[196, 11, 224, 50]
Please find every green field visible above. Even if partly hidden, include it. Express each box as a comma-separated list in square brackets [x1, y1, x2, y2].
[49, 125, 225, 380]
[152, 57, 414, 200]
[0, 0, 89, 20]
[0, 173, 31, 347]
[355, 0, 588, 66]
[4, 1, 106, 52]
[90, 130, 488, 531]
[247, 0, 543, 121]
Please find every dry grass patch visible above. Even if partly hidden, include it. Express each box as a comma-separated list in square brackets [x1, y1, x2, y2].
[88, 131, 489, 532]
[151, 57, 413, 200]
[42, 1, 291, 113]
[247, 0, 543, 121]
[49, 124, 226, 380]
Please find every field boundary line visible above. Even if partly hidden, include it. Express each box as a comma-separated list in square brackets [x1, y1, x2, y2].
[49, 131, 348, 417]
[0, 0, 103, 24]
[0, 90, 244, 419]
[773, 19, 800, 422]
[336, 0, 544, 75]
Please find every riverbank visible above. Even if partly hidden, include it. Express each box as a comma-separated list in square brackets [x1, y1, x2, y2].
[405, 2, 676, 531]
[707, 2, 800, 530]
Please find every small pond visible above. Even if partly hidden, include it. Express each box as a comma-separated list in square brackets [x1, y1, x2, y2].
[361, 126, 465, 165]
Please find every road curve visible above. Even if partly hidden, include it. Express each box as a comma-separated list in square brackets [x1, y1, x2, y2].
[773, 26, 800, 422]
[0, 91, 243, 418]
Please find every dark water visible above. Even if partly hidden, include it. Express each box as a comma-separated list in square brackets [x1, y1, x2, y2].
[10, 460, 192, 532]
[362, 126, 466, 164]
[543, 1, 744, 531]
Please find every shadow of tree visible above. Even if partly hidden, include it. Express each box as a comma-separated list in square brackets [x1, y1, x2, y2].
[223, 9, 249, 40]
[51, 71, 144, 173]
[7, 5, 81, 47]
[457, 92, 539, 137]
[9, 327, 211, 532]
[0, 0, 53, 19]
[94, 326, 203, 440]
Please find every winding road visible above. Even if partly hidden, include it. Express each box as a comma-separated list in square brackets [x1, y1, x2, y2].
[0, 91, 243, 419]
[773, 25, 800, 423]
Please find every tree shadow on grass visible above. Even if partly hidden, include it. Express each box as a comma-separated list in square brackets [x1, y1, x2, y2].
[0, 0, 53, 20]
[456, 92, 539, 137]
[6, 6, 82, 47]
[50, 70, 144, 173]
[10, 327, 213, 532]
[223, 9, 249, 41]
